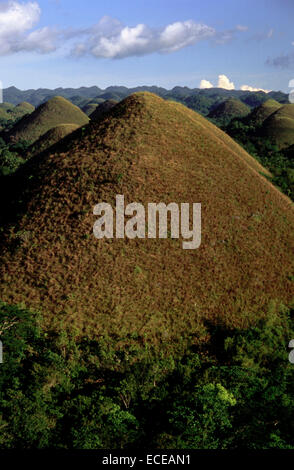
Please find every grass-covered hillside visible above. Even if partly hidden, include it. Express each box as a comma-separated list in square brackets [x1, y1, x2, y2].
[245, 99, 283, 126]
[0, 91, 293, 450]
[6, 96, 89, 144]
[0, 92, 293, 347]
[224, 100, 294, 200]
[208, 98, 250, 126]
[27, 123, 81, 157]
[89, 100, 118, 121]
[261, 104, 294, 149]
[0, 101, 35, 126]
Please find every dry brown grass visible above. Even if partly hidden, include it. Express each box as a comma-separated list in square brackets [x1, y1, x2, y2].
[89, 99, 118, 121]
[261, 103, 294, 149]
[247, 99, 282, 126]
[208, 98, 250, 119]
[0, 92, 293, 347]
[8, 96, 89, 144]
[28, 123, 80, 157]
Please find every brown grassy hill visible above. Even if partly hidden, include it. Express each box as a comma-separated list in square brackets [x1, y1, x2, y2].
[0, 102, 15, 119]
[0, 102, 32, 120]
[0, 101, 34, 121]
[89, 99, 118, 121]
[7, 96, 89, 144]
[260, 104, 294, 149]
[28, 123, 80, 156]
[246, 99, 283, 126]
[82, 103, 99, 116]
[0, 92, 293, 348]
[14, 101, 35, 115]
[208, 98, 250, 120]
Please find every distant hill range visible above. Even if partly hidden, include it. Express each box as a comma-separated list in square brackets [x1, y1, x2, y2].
[3, 85, 289, 115]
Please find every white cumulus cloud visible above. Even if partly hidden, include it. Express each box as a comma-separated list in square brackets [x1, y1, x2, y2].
[72, 17, 216, 59]
[217, 74, 235, 90]
[0, 1, 59, 54]
[199, 79, 214, 89]
[240, 84, 271, 93]
[199, 75, 270, 93]
[199, 74, 235, 90]
[0, 5, 249, 59]
[0, 0, 40, 35]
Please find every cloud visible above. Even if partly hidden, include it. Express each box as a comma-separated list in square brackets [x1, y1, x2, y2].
[236, 25, 248, 32]
[249, 28, 274, 42]
[0, 0, 40, 34]
[267, 52, 294, 68]
[0, 4, 248, 59]
[217, 74, 235, 90]
[214, 25, 248, 45]
[72, 16, 216, 59]
[199, 79, 213, 89]
[20, 26, 59, 53]
[0, 1, 59, 54]
[199, 74, 235, 90]
[266, 40, 294, 68]
[199, 75, 270, 93]
[240, 84, 271, 93]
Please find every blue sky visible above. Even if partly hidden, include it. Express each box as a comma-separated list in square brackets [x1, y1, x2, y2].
[0, 0, 293, 92]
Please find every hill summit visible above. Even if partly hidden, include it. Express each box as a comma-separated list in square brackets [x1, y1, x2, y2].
[261, 103, 294, 149]
[7, 96, 89, 144]
[89, 99, 118, 121]
[208, 98, 250, 122]
[27, 123, 80, 157]
[0, 101, 35, 122]
[15, 102, 35, 113]
[0, 92, 293, 345]
[245, 99, 283, 126]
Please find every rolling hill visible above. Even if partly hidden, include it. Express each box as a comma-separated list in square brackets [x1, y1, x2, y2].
[245, 99, 283, 126]
[0, 101, 34, 122]
[14, 101, 35, 115]
[0, 103, 13, 120]
[260, 104, 294, 149]
[89, 99, 118, 121]
[82, 102, 99, 116]
[7, 96, 89, 144]
[208, 98, 250, 124]
[0, 92, 293, 347]
[27, 123, 80, 156]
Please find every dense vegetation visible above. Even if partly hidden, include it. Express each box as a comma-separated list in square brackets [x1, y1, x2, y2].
[0, 301, 294, 449]
[0, 102, 34, 126]
[0, 137, 31, 176]
[0, 92, 293, 450]
[225, 118, 294, 200]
